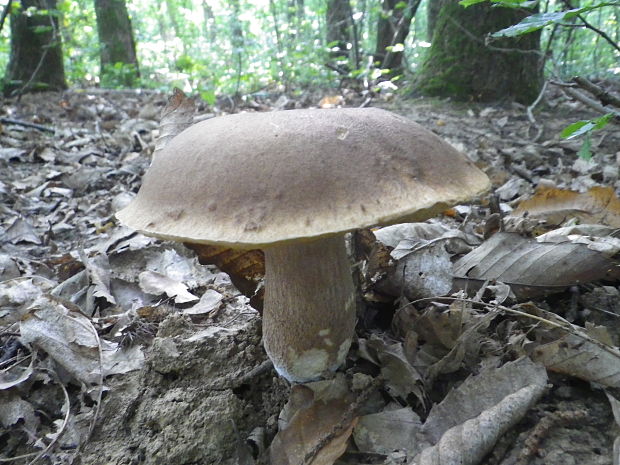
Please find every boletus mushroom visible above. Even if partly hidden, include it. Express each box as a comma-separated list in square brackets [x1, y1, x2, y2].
[116, 108, 490, 383]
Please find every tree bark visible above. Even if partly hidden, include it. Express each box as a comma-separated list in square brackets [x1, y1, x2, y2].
[326, 0, 356, 69]
[427, 0, 441, 40]
[414, 0, 543, 104]
[3, 0, 66, 96]
[374, 0, 422, 77]
[94, 0, 140, 87]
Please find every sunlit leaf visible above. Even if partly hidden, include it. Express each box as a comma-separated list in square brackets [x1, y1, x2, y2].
[561, 113, 614, 139]
[491, 4, 614, 37]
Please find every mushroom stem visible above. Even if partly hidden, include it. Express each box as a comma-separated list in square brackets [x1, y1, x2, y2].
[263, 235, 356, 383]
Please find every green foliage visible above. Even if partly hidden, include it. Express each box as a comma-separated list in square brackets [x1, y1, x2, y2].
[491, 3, 617, 38]
[0, 0, 617, 96]
[561, 113, 615, 139]
[100, 62, 140, 88]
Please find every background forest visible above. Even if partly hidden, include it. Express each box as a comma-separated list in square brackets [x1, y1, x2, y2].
[0, 0, 618, 102]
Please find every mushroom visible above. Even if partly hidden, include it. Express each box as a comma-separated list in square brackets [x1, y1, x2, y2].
[116, 108, 490, 383]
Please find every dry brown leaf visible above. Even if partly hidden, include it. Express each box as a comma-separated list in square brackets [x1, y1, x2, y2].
[530, 326, 620, 388]
[512, 186, 620, 228]
[413, 358, 548, 465]
[269, 376, 357, 465]
[185, 243, 264, 311]
[155, 87, 196, 154]
[453, 232, 620, 299]
[318, 95, 344, 108]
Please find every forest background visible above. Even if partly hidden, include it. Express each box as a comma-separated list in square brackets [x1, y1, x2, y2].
[0, 0, 618, 107]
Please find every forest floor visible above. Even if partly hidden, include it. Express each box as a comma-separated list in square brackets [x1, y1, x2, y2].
[1, 85, 620, 465]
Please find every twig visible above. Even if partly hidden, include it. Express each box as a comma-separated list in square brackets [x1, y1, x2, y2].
[0, 117, 55, 133]
[0, 0, 11, 35]
[526, 80, 549, 141]
[551, 80, 619, 117]
[577, 13, 620, 53]
[447, 16, 543, 56]
[572, 76, 620, 109]
[397, 295, 620, 360]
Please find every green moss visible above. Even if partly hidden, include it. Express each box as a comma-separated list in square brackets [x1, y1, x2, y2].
[411, 0, 542, 104]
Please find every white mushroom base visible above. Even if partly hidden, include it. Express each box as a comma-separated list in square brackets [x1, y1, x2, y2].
[263, 235, 356, 383]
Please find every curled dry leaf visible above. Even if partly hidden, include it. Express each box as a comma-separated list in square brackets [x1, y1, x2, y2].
[19, 295, 144, 384]
[138, 270, 198, 304]
[269, 375, 357, 465]
[530, 326, 620, 388]
[185, 242, 264, 311]
[512, 186, 620, 228]
[413, 358, 548, 465]
[453, 231, 620, 300]
[155, 87, 196, 153]
[378, 239, 453, 300]
[353, 406, 422, 455]
[81, 252, 116, 305]
[362, 335, 424, 403]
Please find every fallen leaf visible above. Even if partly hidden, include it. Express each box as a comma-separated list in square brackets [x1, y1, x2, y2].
[353, 406, 422, 455]
[270, 375, 357, 465]
[138, 270, 198, 303]
[530, 325, 620, 388]
[512, 186, 620, 228]
[413, 358, 547, 465]
[453, 232, 620, 299]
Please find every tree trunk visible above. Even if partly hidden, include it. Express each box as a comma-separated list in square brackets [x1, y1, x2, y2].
[427, 0, 441, 40]
[3, 0, 66, 96]
[229, 0, 244, 95]
[414, 0, 542, 104]
[374, 0, 422, 77]
[94, 0, 140, 87]
[202, 0, 216, 43]
[326, 0, 357, 69]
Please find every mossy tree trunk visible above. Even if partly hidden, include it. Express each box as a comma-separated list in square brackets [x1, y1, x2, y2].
[94, 0, 139, 87]
[374, 0, 422, 78]
[3, 0, 66, 96]
[414, 0, 542, 104]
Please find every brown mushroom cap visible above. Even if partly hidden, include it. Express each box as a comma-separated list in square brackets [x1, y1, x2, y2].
[117, 108, 489, 247]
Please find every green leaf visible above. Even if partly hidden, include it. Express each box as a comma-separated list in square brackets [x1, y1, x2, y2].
[561, 120, 594, 139]
[395, 1, 408, 9]
[561, 113, 615, 139]
[200, 90, 216, 105]
[577, 133, 592, 160]
[491, 3, 615, 37]
[593, 112, 614, 130]
[459, 0, 487, 7]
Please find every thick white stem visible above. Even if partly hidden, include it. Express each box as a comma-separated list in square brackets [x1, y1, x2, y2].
[263, 235, 356, 383]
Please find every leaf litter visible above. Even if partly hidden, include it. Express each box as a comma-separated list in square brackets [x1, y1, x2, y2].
[1, 85, 620, 464]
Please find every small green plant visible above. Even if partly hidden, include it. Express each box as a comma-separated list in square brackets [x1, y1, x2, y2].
[100, 62, 139, 88]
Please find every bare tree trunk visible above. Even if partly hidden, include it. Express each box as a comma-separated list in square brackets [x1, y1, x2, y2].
[3, 0, 66, 96]
[326, 0, 357, 70]
[229, 0, 244, 95]
[374, 0, 422, 77]
[202, 0, 216, 43]
[94, 0, 140, 87]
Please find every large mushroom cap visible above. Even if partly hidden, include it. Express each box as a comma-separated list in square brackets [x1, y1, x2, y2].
[117, 108, 490, 247]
